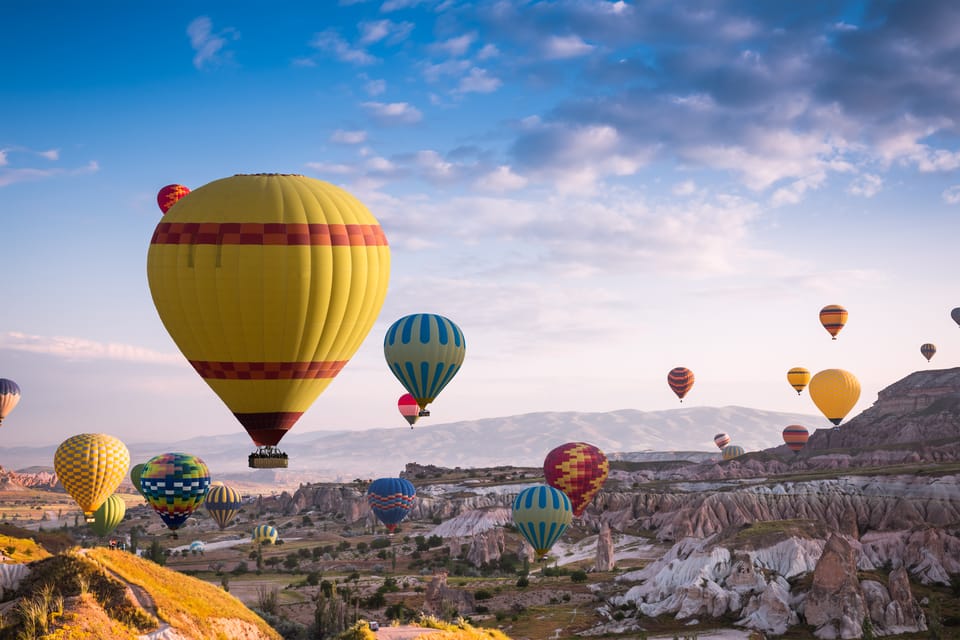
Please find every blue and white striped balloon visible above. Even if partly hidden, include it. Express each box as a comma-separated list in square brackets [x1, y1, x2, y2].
[384, 313, 466, 411]
[512, 484, 572, 559]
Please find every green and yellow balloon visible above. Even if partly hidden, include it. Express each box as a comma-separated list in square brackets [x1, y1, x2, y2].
[90, 494, 126, 537]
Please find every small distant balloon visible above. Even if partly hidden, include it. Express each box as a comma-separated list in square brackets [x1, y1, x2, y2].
[782, 425, 810, 453]
[819, 305, 848, 340]
[722, 445, 746, 461]
[920, 343, 936, 362]
[157, 184, 190, 214]
[90, 494, 126, 537]
[252, 524, 278, 544]
[667, 367, 694, 402]
[398, 393, 420, 428]
[0, 378, 21, 426]
[786, 367, 811, 395]
[129, 463, 146, 497]
[366, 477, 417, 532]
[952, 307, 960, 328]
[713, 433, 731, 449]
[205, 483, 243, 530]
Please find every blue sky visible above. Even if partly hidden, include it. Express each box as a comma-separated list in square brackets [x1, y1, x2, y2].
[1, 1, 959, 449]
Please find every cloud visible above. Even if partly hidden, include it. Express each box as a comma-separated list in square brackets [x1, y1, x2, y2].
[542, 34, 595, 59]
[943, 185, 960, 205]
[305, 161, 355, 176]
[381, 0, 422, 11]
[310, 29, 378, 65]
[473, 165, 528, 192]
[672, 180, 697, 196]
[358, 19, 414, 45]
[361, 101, 422, 124]
[431, 32, 476, 57]
[0, 159, 98, 188]
[0, 332, 182, 365]
[330, 129, 368, 144]
[187, 16, 238, 70]
[847, 173, 883, 198]
[365, 78, 386, 95]
[456, 67, 501, 94]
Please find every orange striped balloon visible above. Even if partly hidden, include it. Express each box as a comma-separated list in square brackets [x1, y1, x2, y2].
[713, 432, 731, 449]
[782, 425, 809, 452]
[819, 305, 848, 340]
[668, 367, 695, 401]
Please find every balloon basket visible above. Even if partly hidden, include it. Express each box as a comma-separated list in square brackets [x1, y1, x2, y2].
[249, 448, 288, 469]
[418, 409, 430, 417]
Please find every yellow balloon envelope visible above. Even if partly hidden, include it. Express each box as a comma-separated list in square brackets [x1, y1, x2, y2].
[54, 433, 130, 521]
[808, 369, 860, 426]
[146, 174, 390, 456]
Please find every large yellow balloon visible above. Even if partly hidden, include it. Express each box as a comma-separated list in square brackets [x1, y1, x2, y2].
[147, 174, 390, 454]
[808, 369, 860, 426]
[54, 434, 130, 521]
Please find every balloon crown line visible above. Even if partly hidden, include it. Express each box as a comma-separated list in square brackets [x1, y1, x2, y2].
[232, 173, 304, 177]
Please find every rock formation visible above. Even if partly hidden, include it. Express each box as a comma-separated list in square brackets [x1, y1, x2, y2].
[595, 521, 615, 572]
[423, 571, 475, 616]
[804, 535, 867, 639]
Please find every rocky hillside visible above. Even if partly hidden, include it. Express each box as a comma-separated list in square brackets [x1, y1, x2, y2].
[0, 545, 281, 639]
[0, 465, 59, 491]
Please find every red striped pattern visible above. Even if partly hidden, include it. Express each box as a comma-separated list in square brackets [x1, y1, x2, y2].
[191, 360, 347, 380]
[151, 222, 388, 246]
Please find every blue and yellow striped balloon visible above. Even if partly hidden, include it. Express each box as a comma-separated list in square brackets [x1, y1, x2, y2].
[205, 483, 243, 530]
[722, 444, 746, 461]
[140, 453, 211, 531]
[512, 484, 572, 559]
[384, 313, 465, 412]
[252, 524, 278, 544]
[367, 477, 416, 532]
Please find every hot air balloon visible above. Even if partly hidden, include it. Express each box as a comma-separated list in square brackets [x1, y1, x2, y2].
[384, 314, 466, 417]
[54, 434, 130, 522]
[0, 378, 21, 426]
[787, 367, 811, 395]
[190, 540, 206, 553]
[721, 445, 746, 461]
[90, 494, 126, 537]
[543, 442, 609, 518]
[512, 484, 572, 560]
[147, 174, 390, 468]
[140, 453, 211, 532]
[713, 433, 731, 449]
[252, 524, 278, 544]
[782, 425, 810, 453]
[921, 343, 936, 362]
[129, 463, 146, 497]
[157, 184, 190, 214]
[205, 483, 243, 530]
[398, 393, 420, 428]
[952, 308, 960, 328]
[667, 367, 694, 402]
[819, 305, 848, 340]
[808, 368, 860, 426]
[366, 477, 416, 533]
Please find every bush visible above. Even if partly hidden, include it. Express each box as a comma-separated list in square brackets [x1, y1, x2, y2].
[474, 589, 492, 601]
[570, 570, 588, 583]
[516, 576, 529, 588]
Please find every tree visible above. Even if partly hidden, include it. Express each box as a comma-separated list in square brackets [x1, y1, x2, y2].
[145, 539, 166, 566]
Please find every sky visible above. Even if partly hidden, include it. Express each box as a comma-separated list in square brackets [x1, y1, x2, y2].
[1, 0, 959, 449]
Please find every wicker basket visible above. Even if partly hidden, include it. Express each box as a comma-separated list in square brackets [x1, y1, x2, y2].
[249, 456, 288, 469]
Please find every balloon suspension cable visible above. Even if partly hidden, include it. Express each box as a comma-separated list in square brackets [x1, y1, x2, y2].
[249, 446, 289, 469]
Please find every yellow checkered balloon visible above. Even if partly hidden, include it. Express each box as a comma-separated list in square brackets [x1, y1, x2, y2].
[54, 433, 130, 520]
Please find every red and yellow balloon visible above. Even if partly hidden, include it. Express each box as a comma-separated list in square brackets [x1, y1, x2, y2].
[147, 174, 390, 466]
[157, 184, 190, 214]
[543, 442, 609, 517]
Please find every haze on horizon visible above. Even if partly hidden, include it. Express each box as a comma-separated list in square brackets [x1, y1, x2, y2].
[2, 1, 959, 449]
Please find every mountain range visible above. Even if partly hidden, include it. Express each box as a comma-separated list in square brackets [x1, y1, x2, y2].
[0, 405, 820, 483]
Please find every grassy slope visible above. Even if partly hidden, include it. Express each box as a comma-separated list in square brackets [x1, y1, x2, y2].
[87, 548, 282, 639]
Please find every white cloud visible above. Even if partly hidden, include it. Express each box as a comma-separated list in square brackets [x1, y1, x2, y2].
[476, 43, 499, 60]
[0, 331, 182, 365]
[414, 150, 454, 180]
[362, 101, 423, 124]
[366, 156, 397, 172]
[187, 16, 238, 70]
[0, 159, 98, 188]
[456, 67, 502, 94]
[474, 165, 528, 192]
[672, 180, 697, 196]
[381, 0, 422, 10]
[423, 58, 472, 82]
[38, 149, 59, 160]
[330, 129, 368, 144]
[358, 19, 414, 45]
[365, 78, 386, 95]
[311, 29, 378, 65]
[431, 33, 476, 57]
[847, 173, 882, 198]
[943, 185, 960, 204]
[769, 171, 827, 207]
[543, 34, 594, 59]
[0, 149, 7, 166]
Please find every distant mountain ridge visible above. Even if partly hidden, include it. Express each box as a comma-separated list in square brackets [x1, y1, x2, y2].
[0, 405, 820, 483]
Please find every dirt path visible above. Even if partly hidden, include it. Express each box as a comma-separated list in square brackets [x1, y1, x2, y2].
[373, 625, 441, 640]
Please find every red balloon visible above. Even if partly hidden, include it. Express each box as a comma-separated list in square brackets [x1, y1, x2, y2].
[543, 442, 609, 517]
[668, 367, 695, 401]
[398, 393, 419, 428]
[157, 184, 190, 214]
[782, 425, 809, 453]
